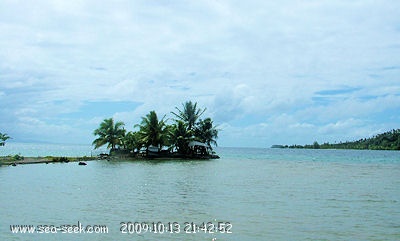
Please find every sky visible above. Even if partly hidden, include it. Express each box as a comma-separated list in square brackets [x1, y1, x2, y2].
[0, 0, 399, 148]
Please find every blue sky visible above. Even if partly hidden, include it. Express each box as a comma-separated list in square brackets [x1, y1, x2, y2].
[0, 0, 399, 147]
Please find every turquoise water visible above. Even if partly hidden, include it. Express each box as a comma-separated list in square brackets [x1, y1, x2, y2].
[1, 144, 399, 240]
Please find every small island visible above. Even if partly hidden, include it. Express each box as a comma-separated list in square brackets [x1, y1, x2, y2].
[92, 101, 220, 159]
[274, 129, 400, 150]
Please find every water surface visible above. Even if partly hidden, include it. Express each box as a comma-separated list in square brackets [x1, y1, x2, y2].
[1, 145, 399, 240]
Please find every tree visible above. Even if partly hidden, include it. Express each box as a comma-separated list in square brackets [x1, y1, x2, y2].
[171, 101, 219, 152]
[123, 131, 142, 152]
[171, 101, 206, 131]
[397, 135, 400, 150]
[93, 118, 126, 151]
[194, 118, 218, 149]
[0, 132, 10, 146]
[136, 111, 168, 150]
[170, 120, 193, 154]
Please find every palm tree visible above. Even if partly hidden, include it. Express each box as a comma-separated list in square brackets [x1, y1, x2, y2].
[136, 111, 168, 150]
[170, 120, 193, 154]
[93, 118, 126, 151]
[194, 118, 218, 149]
[0, 132, 10, 146]
[171, 101, 206, 131]
[123, 131, 142, 152]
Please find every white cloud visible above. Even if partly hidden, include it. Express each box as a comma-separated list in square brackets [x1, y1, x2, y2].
[0, 0, 399, 147]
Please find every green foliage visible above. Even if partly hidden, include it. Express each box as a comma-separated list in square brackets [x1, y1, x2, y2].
[170, 120, 193, 154]
[312, 141, 320, 149]
[78, 156, 95, 161]
[194, 118, 218, 150]
[171, 101, 206, 131]
[92, 101, 219, 156]
[13, 154, 24, 161]
[170, 101, 218, 154]
[52, 156, 69, 162]
[123, 131, 142, 152]
[288, 129, 400, 150]
[93, 118, 126, 151]
[0, 132, 11, 146]
[135, 111, 169, 150]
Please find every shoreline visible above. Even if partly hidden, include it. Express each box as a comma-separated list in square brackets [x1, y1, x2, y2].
[0, 156, 98, 166]
[0, 154, 219, 166]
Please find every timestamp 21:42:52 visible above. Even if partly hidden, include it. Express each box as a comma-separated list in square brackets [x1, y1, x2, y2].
[185, 222, 233, 234]
[120, 221, 233, 234]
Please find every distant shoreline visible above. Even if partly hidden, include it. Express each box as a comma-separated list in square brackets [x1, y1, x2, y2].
[273, 129, 400, 151]
[271, 144, 400, 151]
[271, 145, 400, 151]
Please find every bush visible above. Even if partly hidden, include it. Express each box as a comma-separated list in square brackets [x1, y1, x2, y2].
[13, 154, 24, 161]
[52, 157, 69, 162]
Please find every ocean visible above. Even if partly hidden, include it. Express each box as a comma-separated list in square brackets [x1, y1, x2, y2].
[0, 143, 399, 240]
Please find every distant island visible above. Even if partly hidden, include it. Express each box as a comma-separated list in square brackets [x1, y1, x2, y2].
[273, 129, 400, 151]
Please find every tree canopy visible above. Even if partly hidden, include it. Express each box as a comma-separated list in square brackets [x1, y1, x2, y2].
[92, 118, 126, 150]
[171, 101, 206, 131]
[135, 111, 169, 150]
[0, 132, 10, 146]
[194, 118, 218, 149]
[92, 101, 219, 156]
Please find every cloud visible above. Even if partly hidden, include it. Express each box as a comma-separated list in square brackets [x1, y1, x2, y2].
[0, 0, 399, 147]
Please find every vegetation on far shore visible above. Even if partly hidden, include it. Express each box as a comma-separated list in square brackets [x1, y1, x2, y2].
[92, 101, 219, 157]
[274, 129, 400, 150]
